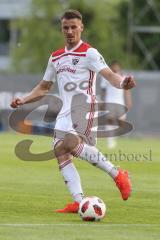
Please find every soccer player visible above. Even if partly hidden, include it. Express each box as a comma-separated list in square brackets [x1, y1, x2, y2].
[10, 10, 136, 213]
[100, 60, 132, 149]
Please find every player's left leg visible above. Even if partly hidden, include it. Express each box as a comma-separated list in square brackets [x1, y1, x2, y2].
[72, 143, 131, 200]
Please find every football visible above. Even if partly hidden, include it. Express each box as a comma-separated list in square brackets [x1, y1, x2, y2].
[78, 196, 106, 221]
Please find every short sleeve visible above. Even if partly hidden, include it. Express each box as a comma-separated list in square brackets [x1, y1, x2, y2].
[43, 55, 57, 82]
[86, 48, 109, 73]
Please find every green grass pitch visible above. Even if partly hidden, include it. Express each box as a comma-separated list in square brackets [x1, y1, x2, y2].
[0, 132, 160, 240]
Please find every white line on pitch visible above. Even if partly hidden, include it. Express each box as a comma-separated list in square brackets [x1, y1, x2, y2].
[0, 224, 159, 227]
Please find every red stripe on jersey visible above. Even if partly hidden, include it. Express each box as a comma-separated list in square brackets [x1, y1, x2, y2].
[52, 42, 91, 56]
[87, 70, 95, 95]
[85, 95, 95, 137]
[88, 99, 95, 135]
[87, 71, 91, 95]
[74, 42, 91, 52]
[85, 105, 95, 137]
[51, 42, 91, 59]
[90, 72, 95, 95]
[52, 48, 65, 57]
[52, 53, 86, 62]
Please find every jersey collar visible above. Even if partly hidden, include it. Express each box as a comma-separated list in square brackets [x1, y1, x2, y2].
[65, 40, 83, 53]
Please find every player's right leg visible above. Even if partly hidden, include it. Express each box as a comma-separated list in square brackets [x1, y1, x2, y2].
[53, 134, 83, 213]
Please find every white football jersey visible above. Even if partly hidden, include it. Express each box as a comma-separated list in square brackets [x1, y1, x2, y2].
[43, 40, 108, 117]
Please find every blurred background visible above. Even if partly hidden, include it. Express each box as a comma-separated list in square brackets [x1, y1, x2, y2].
[0, 0, 160, 136]
[1, 2, 160, 235]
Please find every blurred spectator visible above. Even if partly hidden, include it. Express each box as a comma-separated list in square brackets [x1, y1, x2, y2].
[99, 60, 132, 149]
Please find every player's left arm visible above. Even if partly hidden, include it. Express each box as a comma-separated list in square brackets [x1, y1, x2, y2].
[99, 67, 136, 90]
[86, 48, 136, 90]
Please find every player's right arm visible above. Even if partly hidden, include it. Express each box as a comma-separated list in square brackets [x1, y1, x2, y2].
[10, 80, 53, 108]
[10, 55, 56, 108]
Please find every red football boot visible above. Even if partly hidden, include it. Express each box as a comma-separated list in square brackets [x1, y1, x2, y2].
[55, 201, 79, 213]
[115, 169, 132, 200]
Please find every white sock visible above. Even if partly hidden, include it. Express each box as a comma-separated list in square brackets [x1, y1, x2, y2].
[59, 159, 83, 202]
[73, 144, 118, 179]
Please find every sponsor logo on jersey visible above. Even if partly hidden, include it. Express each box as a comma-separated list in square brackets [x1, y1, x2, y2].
[72, 58, 80, 65]
[56, 65, 76, 74]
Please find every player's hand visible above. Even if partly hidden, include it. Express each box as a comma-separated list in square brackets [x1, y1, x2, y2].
[121, 76, 136, 90]
[10, 97, 25, 108]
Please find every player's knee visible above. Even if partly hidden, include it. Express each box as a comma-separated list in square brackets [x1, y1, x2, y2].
[63, 134, 80, 153]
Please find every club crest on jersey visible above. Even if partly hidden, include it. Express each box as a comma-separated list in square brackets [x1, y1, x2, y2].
[72, 58, 80, 65]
